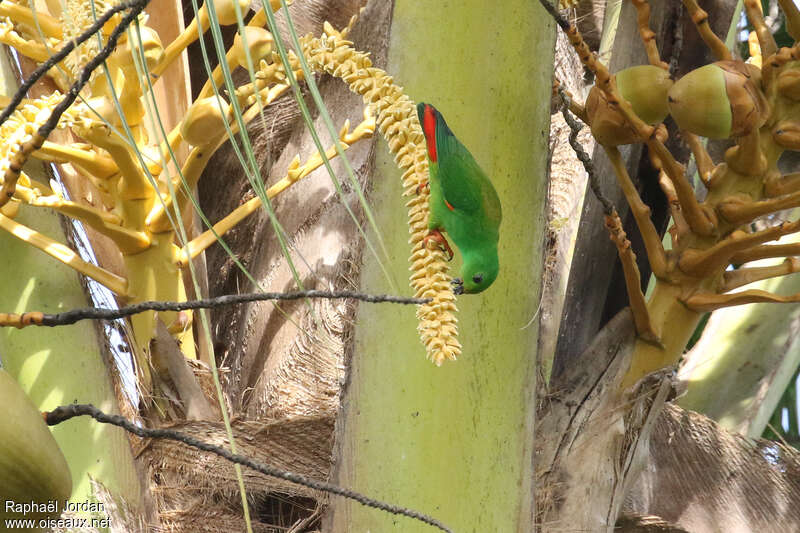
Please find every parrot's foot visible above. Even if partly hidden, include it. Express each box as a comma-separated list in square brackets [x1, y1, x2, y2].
[416, 181, 430, 195]
[451, 277, 464, 295]
[423, 229, 454, 261]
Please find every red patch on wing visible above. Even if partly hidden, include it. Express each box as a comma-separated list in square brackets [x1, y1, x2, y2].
[422, 104, 438, 162]
[444, 199, 455, 211]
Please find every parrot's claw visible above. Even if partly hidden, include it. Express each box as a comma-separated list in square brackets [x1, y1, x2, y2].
[416, 181, 430, 195]
[452, 277, 464, 295]
[423, 229, 454, 261]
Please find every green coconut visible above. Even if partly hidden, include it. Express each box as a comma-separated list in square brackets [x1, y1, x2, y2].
[0, 369, 72, 532]
[586, 65, 672, 146]
[668, 61, 766, 139]
[615, 65, 673, 125]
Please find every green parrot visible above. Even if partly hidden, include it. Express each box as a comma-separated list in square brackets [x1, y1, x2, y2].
[417, 102, 502, 294]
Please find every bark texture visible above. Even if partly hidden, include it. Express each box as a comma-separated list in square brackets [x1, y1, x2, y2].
[626, 404, 800, 533]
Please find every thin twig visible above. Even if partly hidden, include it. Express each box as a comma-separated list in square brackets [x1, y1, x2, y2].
[537, 0, 570, 31]
[0, 290, 430, 328]
[45, 404, 454, 533]
[558, 87, 615, 215]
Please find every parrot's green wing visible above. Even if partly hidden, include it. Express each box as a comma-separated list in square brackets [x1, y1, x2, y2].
[436, 121, 502, 233]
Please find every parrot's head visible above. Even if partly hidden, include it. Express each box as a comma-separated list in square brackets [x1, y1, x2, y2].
[417, 102, 453, 163]
[453, 247, 499, 295]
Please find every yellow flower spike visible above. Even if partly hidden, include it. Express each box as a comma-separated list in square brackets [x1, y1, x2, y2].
[180, 96, 232, 147]
[301, 24, 462, 364]
[60, 0, 117, 79]
[0, 94, 73, 205]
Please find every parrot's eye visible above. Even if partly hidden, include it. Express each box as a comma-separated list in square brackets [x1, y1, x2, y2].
[472, 274, 484, 284]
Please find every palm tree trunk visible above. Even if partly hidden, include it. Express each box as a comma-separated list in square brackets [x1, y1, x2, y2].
[324, 2, 554, 531]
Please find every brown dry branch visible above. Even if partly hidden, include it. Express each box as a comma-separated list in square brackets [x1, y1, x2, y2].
[605, 211, 656, 341]
[605, 145, 667, 277]
[681, 0, 731, 60]
[631, 0, 668, 69]
[745, 0, 778, 59]
[721, 257, 800, 291]
[731, 242, 800, 263]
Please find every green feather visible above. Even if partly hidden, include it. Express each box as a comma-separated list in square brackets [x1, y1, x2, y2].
[417, 103, 502, 294]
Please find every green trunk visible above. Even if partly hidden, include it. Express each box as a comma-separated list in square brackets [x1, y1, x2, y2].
[329, 3, 553, 531]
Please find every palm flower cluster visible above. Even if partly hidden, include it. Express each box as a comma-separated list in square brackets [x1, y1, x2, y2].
[550, 0, 800, 388]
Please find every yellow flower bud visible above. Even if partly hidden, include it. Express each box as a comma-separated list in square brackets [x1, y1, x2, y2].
[180, 96, 231, 146]
[232, 27, 274, 69]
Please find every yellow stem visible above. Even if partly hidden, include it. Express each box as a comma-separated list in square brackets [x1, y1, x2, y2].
[80, 128, 155, 201]
[197, 50, 237, 100]
[721, 257, 800, 291]
[34, 141, 118, 179]
[621, 282, 702, 390]
[605, 212, 657, 341]
[16, 190, 151, 254]
[731, 242, 800, 263]
[684, 288, 800, 311]
[765, 172, 800, 197]
[778, 0, 800, 41]
[0, 33, 50, 62]
[744, 0, 777, 60]
[718, 190, 800, 225]
[146, 142, 219, 233]
[679, 220, 800, 277]
[0, 3, 62, 38]
[246, 0, 283, 28]
[0, 213, 128, 295]
[151, 16, 205, 79]
[684, 132, 714, 187]
[681, 0, 732, 60]
[631, 0, 668, 69]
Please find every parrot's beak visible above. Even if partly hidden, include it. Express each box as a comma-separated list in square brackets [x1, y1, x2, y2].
[452, 278, 464, 295]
